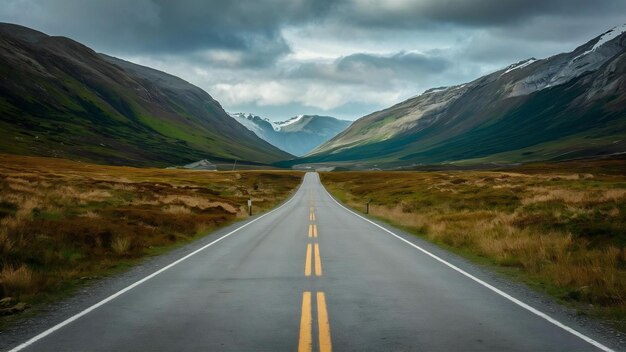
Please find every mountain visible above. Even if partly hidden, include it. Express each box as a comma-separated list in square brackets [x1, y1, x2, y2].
[229, 113, 351, 156]
[297, 24, 626, 168]
[0, 23, 292, 166]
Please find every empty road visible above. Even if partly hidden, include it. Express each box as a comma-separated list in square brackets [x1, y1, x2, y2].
[7, 173, 615, 351]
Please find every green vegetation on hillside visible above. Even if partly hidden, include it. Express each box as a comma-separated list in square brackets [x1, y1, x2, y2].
[0, 23, 292, 167]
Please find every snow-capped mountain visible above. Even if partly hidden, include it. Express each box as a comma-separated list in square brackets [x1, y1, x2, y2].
[228, 113, 276, 139]
[507, 24, 626, 97]
[229, 113, 352, 156]
[271, 115, 306, 131]
[297, 24, 626, 167]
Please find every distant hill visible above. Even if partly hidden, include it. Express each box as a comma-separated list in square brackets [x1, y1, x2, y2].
[0, 23, 292, 166]
[229, 113, 351, 156]
[295, 24, 626, 168]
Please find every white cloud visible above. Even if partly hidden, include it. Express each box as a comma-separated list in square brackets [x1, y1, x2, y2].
[213, 81, 294, 107]
[210, 78, 405, 112]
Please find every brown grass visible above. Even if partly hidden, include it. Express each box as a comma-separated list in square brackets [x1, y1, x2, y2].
[321, 166, 626, 326]
[163, 205, 192, 215]
[1, 265, 34, 296]
[111, 236, 132, 256]
[0, 153, 302, 318]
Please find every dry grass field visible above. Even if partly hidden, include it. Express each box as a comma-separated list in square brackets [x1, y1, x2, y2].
[0, 154, 302, 320]
[321, 161, 626, 328]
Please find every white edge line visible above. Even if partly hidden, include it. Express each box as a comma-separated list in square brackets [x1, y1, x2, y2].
[8, 184, 302, 352]
[320, 182, 614, 352]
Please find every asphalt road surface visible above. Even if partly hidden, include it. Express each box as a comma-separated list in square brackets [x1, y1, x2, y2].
[7, 173, 615, 351]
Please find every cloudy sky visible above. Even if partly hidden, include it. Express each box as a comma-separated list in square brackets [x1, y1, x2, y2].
[1, 0, 624, 121]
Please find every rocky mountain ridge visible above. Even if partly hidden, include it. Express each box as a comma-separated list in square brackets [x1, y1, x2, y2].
[298, 24, 626, 167]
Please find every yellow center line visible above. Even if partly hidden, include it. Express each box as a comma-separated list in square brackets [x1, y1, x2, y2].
[308, 224, 313, 238]
[314, 243, 322, 276]
[305, 244, 312, 276]
[310, 212, 315, 221]
[317, 292, 332, 352]
[298, 292, 312, 352]
[313, 224, 318, 238]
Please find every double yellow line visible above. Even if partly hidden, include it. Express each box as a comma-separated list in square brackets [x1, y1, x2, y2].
[305, 199, 320, 276]
[304, 243, 322, 276]
[299, 189, 332, 352]
[308, 224, 317, 238]
[298, 292, 332, 352]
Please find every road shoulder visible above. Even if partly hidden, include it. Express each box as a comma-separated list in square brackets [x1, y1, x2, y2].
[321, 186, 625, 351]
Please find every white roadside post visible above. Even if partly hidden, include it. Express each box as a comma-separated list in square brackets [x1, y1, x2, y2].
[247, 199, 252, 216]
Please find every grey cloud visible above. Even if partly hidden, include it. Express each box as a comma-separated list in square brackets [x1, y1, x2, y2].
[336, 0, 626, 29]
[0, 0, 622, 119]
[186, 33, 291, 68]
[338, 52, 450, 74]
[285, 51, 451, 85]
[449, 14, 626, 68]
[0, 0, 335, 66]
[2, 0, 622, 69]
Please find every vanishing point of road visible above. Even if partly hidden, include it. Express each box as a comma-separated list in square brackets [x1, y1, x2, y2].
[6, 173, 615, 351]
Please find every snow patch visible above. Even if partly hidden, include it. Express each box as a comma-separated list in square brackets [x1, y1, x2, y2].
[502, 58, 537, 75]
[424, 86, 449, 94]
[509, 25, 626, 97]
[230, 112, 310, 132]
[269, 121, 283, 131]
[272, 114, 305, 131]
[408, 84, 467, 100]
[229, 112, 271, 123]
[573, 23, 626, 61]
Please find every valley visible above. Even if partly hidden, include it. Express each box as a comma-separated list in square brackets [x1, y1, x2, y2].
[0, 12, 625, 352]
[229, 113, 351, 156]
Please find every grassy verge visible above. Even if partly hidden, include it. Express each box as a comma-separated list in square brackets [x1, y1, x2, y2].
[0, 154, 302, 327]
[320, 161, 626, 330]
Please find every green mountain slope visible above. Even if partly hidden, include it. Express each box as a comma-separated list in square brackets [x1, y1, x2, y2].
[295, 26, 626, 168]
[0, 23, 292, 166]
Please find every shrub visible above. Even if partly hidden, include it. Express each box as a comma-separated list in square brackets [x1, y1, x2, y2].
[1, 265, 34, 296]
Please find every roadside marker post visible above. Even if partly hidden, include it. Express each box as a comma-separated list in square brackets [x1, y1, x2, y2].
[248, 199, 252, 216]
[366, 199, 371, 214]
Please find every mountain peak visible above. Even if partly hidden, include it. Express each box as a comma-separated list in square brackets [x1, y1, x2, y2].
[229, 112, 351, 156]
[573, 23, 626, 61]
[596, 23, 626, 49]
[273, 115, 306, 130]
[0, 22, 48, 43]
